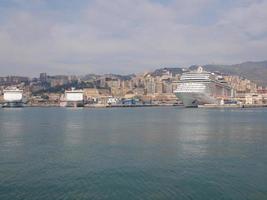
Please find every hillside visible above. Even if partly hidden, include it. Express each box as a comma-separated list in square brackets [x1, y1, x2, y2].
[150, 67, 184, 77]
[189, 61, 267, 86]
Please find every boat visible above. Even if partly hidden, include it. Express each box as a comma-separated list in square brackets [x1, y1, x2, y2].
[2, 87, 24, 108]
[61, 88, 84, 107]
[174, 66, 234, 107]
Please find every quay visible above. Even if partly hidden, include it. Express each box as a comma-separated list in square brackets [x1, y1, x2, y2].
[199, 104, 267, 108]
[1, 102, 267, 109]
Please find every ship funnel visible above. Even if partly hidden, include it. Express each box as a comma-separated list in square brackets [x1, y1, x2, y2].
[197, 66, 203, 73]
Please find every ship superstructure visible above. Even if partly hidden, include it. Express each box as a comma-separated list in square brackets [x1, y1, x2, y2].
[174, 67, 233, 107]
[61, 88, 84, 107]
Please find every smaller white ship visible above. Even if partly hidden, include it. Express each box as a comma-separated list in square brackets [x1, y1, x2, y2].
[2, 87, 24, 108]
[61, 88, 84, 107]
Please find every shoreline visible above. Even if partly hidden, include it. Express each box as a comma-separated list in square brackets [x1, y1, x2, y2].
[198, 104, 267, 108]
[1, 103, 267, 109]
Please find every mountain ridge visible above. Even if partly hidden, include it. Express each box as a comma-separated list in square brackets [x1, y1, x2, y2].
[188, 60, 267, 86]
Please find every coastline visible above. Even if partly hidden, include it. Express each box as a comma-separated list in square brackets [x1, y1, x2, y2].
[1, 103, 267, 109]
[198, 104, 267, 108]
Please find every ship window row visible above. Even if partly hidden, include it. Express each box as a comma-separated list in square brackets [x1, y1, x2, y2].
[176, 89, 206, 92]
[177, 86, 206, 91]
[181, 74, 210, 77]
[178, 83, 206, 87]
[178, 84, 206, 88]
[181, 78, 210, 81]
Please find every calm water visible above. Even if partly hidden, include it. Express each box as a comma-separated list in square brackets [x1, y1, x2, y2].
[0, 107, 267, 200]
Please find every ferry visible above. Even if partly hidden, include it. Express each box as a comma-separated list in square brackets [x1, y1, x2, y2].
[174, 66, 233, 107]
[61, 88, 84, 107]
[2, 87, 24, 108]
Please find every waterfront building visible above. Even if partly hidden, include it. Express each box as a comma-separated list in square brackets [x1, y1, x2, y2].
[83, 88, 111, 105]
[47, 93, 61, 103]
[245, 93, 263, 105]
[107, 97, 120, 105]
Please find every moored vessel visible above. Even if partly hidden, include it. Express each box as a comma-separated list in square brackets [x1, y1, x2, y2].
[61, 88, 84, 107]
[174, 67, 234, 107]
[2, 87, 24, 108]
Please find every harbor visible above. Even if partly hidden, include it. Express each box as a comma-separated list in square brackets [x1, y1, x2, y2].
[1, 106, 267, 200]
[2, 100, 267, 109]
[2, 66, 267, 109]
[1, 0, 267, 199]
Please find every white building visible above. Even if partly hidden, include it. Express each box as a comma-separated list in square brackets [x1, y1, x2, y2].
[245, 93, 263, 105]
[107, 97, 120, 105]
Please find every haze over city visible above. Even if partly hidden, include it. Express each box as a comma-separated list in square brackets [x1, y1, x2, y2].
[1, 0, 267, 76]
[2, 2, 267, 200]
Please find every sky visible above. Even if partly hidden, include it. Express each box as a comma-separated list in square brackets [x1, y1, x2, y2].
[0, 0, 267, 76]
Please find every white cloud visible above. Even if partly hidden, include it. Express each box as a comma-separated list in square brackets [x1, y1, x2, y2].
[0, 0, 267, 76]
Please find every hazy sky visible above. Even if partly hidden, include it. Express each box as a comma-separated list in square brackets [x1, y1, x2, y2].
[0, 0, 267, 76]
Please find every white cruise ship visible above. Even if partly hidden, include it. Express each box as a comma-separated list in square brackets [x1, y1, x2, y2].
[174, 67, 233, 107]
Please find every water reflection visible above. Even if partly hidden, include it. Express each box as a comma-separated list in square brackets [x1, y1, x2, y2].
[0, 107, 267, 200]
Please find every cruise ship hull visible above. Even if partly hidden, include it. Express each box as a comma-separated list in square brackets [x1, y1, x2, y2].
[60, 101, 84, 107]
[2, 102, 24, 108]
[175, 92, 217, 107]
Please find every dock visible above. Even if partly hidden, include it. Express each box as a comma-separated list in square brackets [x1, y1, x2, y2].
[199, 104, 267, 108]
